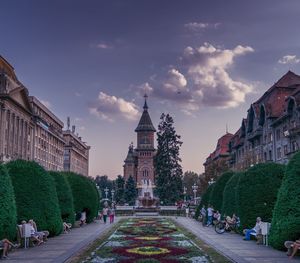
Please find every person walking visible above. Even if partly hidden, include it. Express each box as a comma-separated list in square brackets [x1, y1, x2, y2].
[206, 204, 213, 226]
[102, 207, 108, 224]
[109, 206, 115, 223]
[200, 205, 207, 226]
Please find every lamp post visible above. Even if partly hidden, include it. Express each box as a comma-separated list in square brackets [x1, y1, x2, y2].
[192, 183, 198, 205]
[111, 189, 115, 203]
[183, 186, 187, 203]
[104, 187, 109, 200]
[208, 178, 215, 186]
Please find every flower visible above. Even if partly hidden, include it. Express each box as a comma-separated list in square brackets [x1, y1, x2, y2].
[126, 246, 170, 256]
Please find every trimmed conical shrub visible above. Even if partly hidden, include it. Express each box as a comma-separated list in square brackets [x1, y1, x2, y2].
[222, 172, 243, 217]
[0, 165, 17, 240]
[210, 171, 234, 212]
[6, 160, 62, 236]
[269, 152, 300, 250]
[65, 172, 99, 223]
[237, 163, 285, 230]
[50, 171, 75, 225]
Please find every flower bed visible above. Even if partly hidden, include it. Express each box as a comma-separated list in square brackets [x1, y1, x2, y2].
[83, 218, 211, 262]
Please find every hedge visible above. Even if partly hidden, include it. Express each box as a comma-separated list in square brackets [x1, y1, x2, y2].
[0, 165, 17, 240]
[237, 163, 285, 230]
[210, 171, 234, 212]
[222, 172, 243, 217]
[269, 152, 300, 250]
[65, 172, 99, 223]
[50, 171, 75, 225]
[199, 183, 215, 208]
[6, 160, 62, 236]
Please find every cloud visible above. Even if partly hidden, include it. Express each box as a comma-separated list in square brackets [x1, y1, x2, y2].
[136, 82, 154, 97]
[184, 22, 220, 31]
[75, 92, 82, 97]
[182, 43, 254, 108]
[89, 92, 139, 122]
[96, 42, 113, 49]
[278, 55, 300, 64]
[137, 43, 254, 115]
[40, 100, 51, 109]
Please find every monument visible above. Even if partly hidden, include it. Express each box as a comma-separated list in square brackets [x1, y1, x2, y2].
[123, 95, 159, 209]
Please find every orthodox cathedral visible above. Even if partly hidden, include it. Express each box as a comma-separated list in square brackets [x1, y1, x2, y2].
[123, 95, 156, 197]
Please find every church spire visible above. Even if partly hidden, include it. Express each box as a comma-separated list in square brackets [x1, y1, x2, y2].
[143, 94, 148, 110]
[135, 94, 156, 132]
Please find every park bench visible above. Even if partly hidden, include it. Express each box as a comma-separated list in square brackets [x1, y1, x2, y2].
[250, 222, 271, 246]
[16, 224, 37, 248]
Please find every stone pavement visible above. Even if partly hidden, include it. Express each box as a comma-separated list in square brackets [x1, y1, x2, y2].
[173, 216, 300, 263]
[5, 219, 119, 263]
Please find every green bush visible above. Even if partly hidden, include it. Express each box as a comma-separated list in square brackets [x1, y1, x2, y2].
[6, 160, 62, 236]
[65, 172, 99, 223]
[199, 183, 215, 208]
[0, 165, 17, 240]
[222, 172, 243, 217]
[269, 152, 300, 250]
[210, 171, 234, 212]
[50, 171, 75, 225]
[237, 163, 285, 230]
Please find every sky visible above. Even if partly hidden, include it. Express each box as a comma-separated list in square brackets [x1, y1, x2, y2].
[2, 0, 300, 178]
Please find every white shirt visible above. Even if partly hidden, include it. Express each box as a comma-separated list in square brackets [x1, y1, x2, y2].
[207, 207, 213, 216]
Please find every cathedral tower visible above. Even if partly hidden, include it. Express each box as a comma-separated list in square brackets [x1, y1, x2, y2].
[123, 95, 156, 196]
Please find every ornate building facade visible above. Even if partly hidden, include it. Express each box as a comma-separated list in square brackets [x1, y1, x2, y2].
[0, 55, 90, 175]
[204, 71, 300, 173]
[123, 96, 156, 196]
[63, 126, 90, 177]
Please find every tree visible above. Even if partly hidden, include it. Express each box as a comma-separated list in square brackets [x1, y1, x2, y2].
[269, 152, 300, 250]
[236, 163, 285, 230]
[50, 171, 75, 225]
[183, 171, 200, 198]
[95, 175, 114, 199]
[209, 171, 234, 212]
[199, 183, 215, 208]
[124, 176, 137, 205]
[155, 113, 183, 205]
[0, 165, 17, 240]
[6, 160, 62, 236]
[114, 175, 125, 204]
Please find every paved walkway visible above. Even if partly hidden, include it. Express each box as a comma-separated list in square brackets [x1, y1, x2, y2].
[173, 217, 300, 263]
[6, 219, 119, 263]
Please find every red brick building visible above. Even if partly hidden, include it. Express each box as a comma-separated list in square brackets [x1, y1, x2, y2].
[123, 96, 156, 195]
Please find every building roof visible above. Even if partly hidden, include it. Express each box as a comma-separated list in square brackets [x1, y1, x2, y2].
[124, 144, 136, 163]
[135, 96, 156, 132]
[204, 132, 233, 165]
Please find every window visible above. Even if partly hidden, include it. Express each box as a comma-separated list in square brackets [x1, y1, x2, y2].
[269, 150, 272, 161]
[268, 133, 273, 143]
[284, 145, 288, 155]
[292, 141, 298, 152]
[276, 129, 281, 141]
[277, 147, 282, 159]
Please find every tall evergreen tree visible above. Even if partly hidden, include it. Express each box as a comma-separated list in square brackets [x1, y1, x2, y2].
[115, 175, 125, 204]
[124, 176, 137, 205]
[155, 113, 183, 205]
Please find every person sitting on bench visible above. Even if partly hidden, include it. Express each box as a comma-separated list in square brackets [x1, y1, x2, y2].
[285, 239, 300, 259]
[243, 217, 262, 240]
[28, 220, 44, 245]
[0, 238, 18, 259]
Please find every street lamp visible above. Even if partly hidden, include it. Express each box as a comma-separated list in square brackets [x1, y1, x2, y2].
[192, 183, 198, 205]
[104, 187, 109, 200]
[208, 178, 215, 186]
[111, 189, 115, 203]
[183, 186, 187, 203]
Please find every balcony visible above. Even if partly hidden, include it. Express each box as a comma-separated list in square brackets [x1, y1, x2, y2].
[247, 127, 263, 141]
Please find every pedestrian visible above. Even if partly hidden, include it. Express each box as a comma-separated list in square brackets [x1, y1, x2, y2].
[200, 205, 207, 226]
[109, 206, 115, 223]
[102, 206, 108, 224]
[206, 204, 213, 226]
